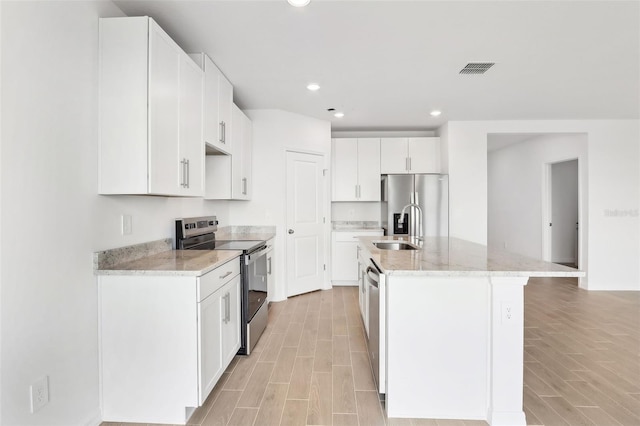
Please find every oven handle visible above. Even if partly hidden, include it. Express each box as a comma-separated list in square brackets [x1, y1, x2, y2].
[246, 245, 269, 264]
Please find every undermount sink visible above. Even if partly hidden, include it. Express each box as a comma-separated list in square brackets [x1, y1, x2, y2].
[372, 241, 419, 251]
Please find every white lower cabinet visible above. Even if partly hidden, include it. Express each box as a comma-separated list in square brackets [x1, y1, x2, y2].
[99, 257, 240, 424]
[331, 230, 383, 286]
[198, 273, 241, 405]
[265, 238, 275, 301]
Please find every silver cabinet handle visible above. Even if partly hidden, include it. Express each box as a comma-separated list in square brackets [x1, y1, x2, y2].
[288, 229, 294, 234]
[226, 292, 231, 323]
[222, 293, 227, 323]
[180, 159, 187, 188]
[267, 257, 272, 275]
[242, 177, 247, 195]
[222, 293, 230, 323]
[186, 159, 190, 188]
[219, 121, 225, 143]
[223, 121, 226, 143]
[358, 185, 361, 199]
[409, 157, 412, 171]
[219, 271, 233, 279]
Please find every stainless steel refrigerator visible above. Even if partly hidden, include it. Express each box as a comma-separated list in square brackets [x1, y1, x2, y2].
[381, 174, 449, 238]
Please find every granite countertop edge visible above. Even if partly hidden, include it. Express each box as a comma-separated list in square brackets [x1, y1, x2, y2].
[359, 236, 585, 278]
[95, 248, 243, 277]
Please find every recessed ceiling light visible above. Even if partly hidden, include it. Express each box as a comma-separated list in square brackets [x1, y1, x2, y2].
[288, 0, 310, 7]
[334, 112, 345, 118]
[430, 110, 442, 117]
[307, 83, 320, 91]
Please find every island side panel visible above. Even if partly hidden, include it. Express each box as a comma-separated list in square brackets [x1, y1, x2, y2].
[385, 275, 489, 420]
[487, 276, 528, 426]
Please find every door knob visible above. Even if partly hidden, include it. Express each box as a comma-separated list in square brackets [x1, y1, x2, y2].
[288, 229, 295, 234]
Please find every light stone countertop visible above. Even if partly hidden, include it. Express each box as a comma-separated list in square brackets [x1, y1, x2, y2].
[332, 221, 382, 231]
[95, 249, 242, 277]
[215, 232, 276, 242]
[216, 226, 275, 242]
[359, 236, 585, 278]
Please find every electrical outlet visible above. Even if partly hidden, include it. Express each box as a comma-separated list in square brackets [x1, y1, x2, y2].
[501, 302, 514, 324]
[30, 376, 49, 413]
[122, 214, 132, 235]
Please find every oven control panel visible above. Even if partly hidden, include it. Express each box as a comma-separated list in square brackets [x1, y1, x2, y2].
[176, 216, 218, 239]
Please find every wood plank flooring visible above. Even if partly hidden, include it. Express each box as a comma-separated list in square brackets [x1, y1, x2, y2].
[103, 278, 639, 426]
[523, 277, 640, 426]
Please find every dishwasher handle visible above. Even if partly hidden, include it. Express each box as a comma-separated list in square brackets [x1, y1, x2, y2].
[366, 265, 380, 288]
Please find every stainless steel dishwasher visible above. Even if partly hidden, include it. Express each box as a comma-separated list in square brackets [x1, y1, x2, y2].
[365, 259, 386, 394]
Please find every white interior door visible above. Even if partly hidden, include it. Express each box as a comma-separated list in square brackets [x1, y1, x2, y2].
[286, 151, 325, 297]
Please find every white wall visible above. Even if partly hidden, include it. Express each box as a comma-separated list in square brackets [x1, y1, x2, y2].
[487, 135, 586, 265]
[438, 122, 488, 244]
[551, 160, 579, 264]
[229, 109, 332, 302]
[1, 2, 228, 424]
[444, 120, 639, 291]
[331, 202, 380, 222]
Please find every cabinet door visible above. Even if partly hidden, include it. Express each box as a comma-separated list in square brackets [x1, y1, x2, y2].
[198, 289, 223, 405]
[222, 275, 242, 367]
[408, 137, 440, 173]
[231, 104, 244, 199]
[380, 138, 409, 174]
[179, 54, 204, 196]
[148, 20, 181, 195]
[266, 247, 274, 302]
[201, 55, 231, 154]
[241, 113, 253, 200]
[357, 138, 381, 201]
[218, 73, 233, 148]
[331, 240, 359, 281]
[332, 138, 358, 201]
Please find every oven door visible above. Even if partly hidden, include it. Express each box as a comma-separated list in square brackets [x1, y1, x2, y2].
[246, 246, 268, 320]
[243, 246, 269, 354]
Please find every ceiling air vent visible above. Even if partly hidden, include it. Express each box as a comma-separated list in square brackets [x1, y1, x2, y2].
[459, 62, 495, 75]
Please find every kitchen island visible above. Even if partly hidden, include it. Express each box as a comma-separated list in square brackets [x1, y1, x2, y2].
[357, 236, 584, 426]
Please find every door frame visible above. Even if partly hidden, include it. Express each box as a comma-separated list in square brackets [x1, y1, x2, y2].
[541, 157, 581, 268]
[284, 149, 331, 297]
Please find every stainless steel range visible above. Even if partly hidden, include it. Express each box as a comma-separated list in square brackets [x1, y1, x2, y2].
[175, 216, 268, 355]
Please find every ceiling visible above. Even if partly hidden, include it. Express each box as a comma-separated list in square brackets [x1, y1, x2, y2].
[114, 0, 640, 131]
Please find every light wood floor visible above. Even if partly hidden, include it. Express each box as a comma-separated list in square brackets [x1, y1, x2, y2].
[523, 277, 640, 426]
[104, 278, 639, 426]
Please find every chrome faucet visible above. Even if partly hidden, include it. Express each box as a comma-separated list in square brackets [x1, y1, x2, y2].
[398, 203, 423, 241]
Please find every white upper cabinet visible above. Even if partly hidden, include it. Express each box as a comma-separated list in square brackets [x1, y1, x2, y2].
[231, 105, 252, 200]
[204, 104, 252, 200]
[190, 53, 233, 155]
[332, 138, 381, 201]
[380, 137, 441, 174]
[99, 17, 203, 196]
[179, 54, 205, 196]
